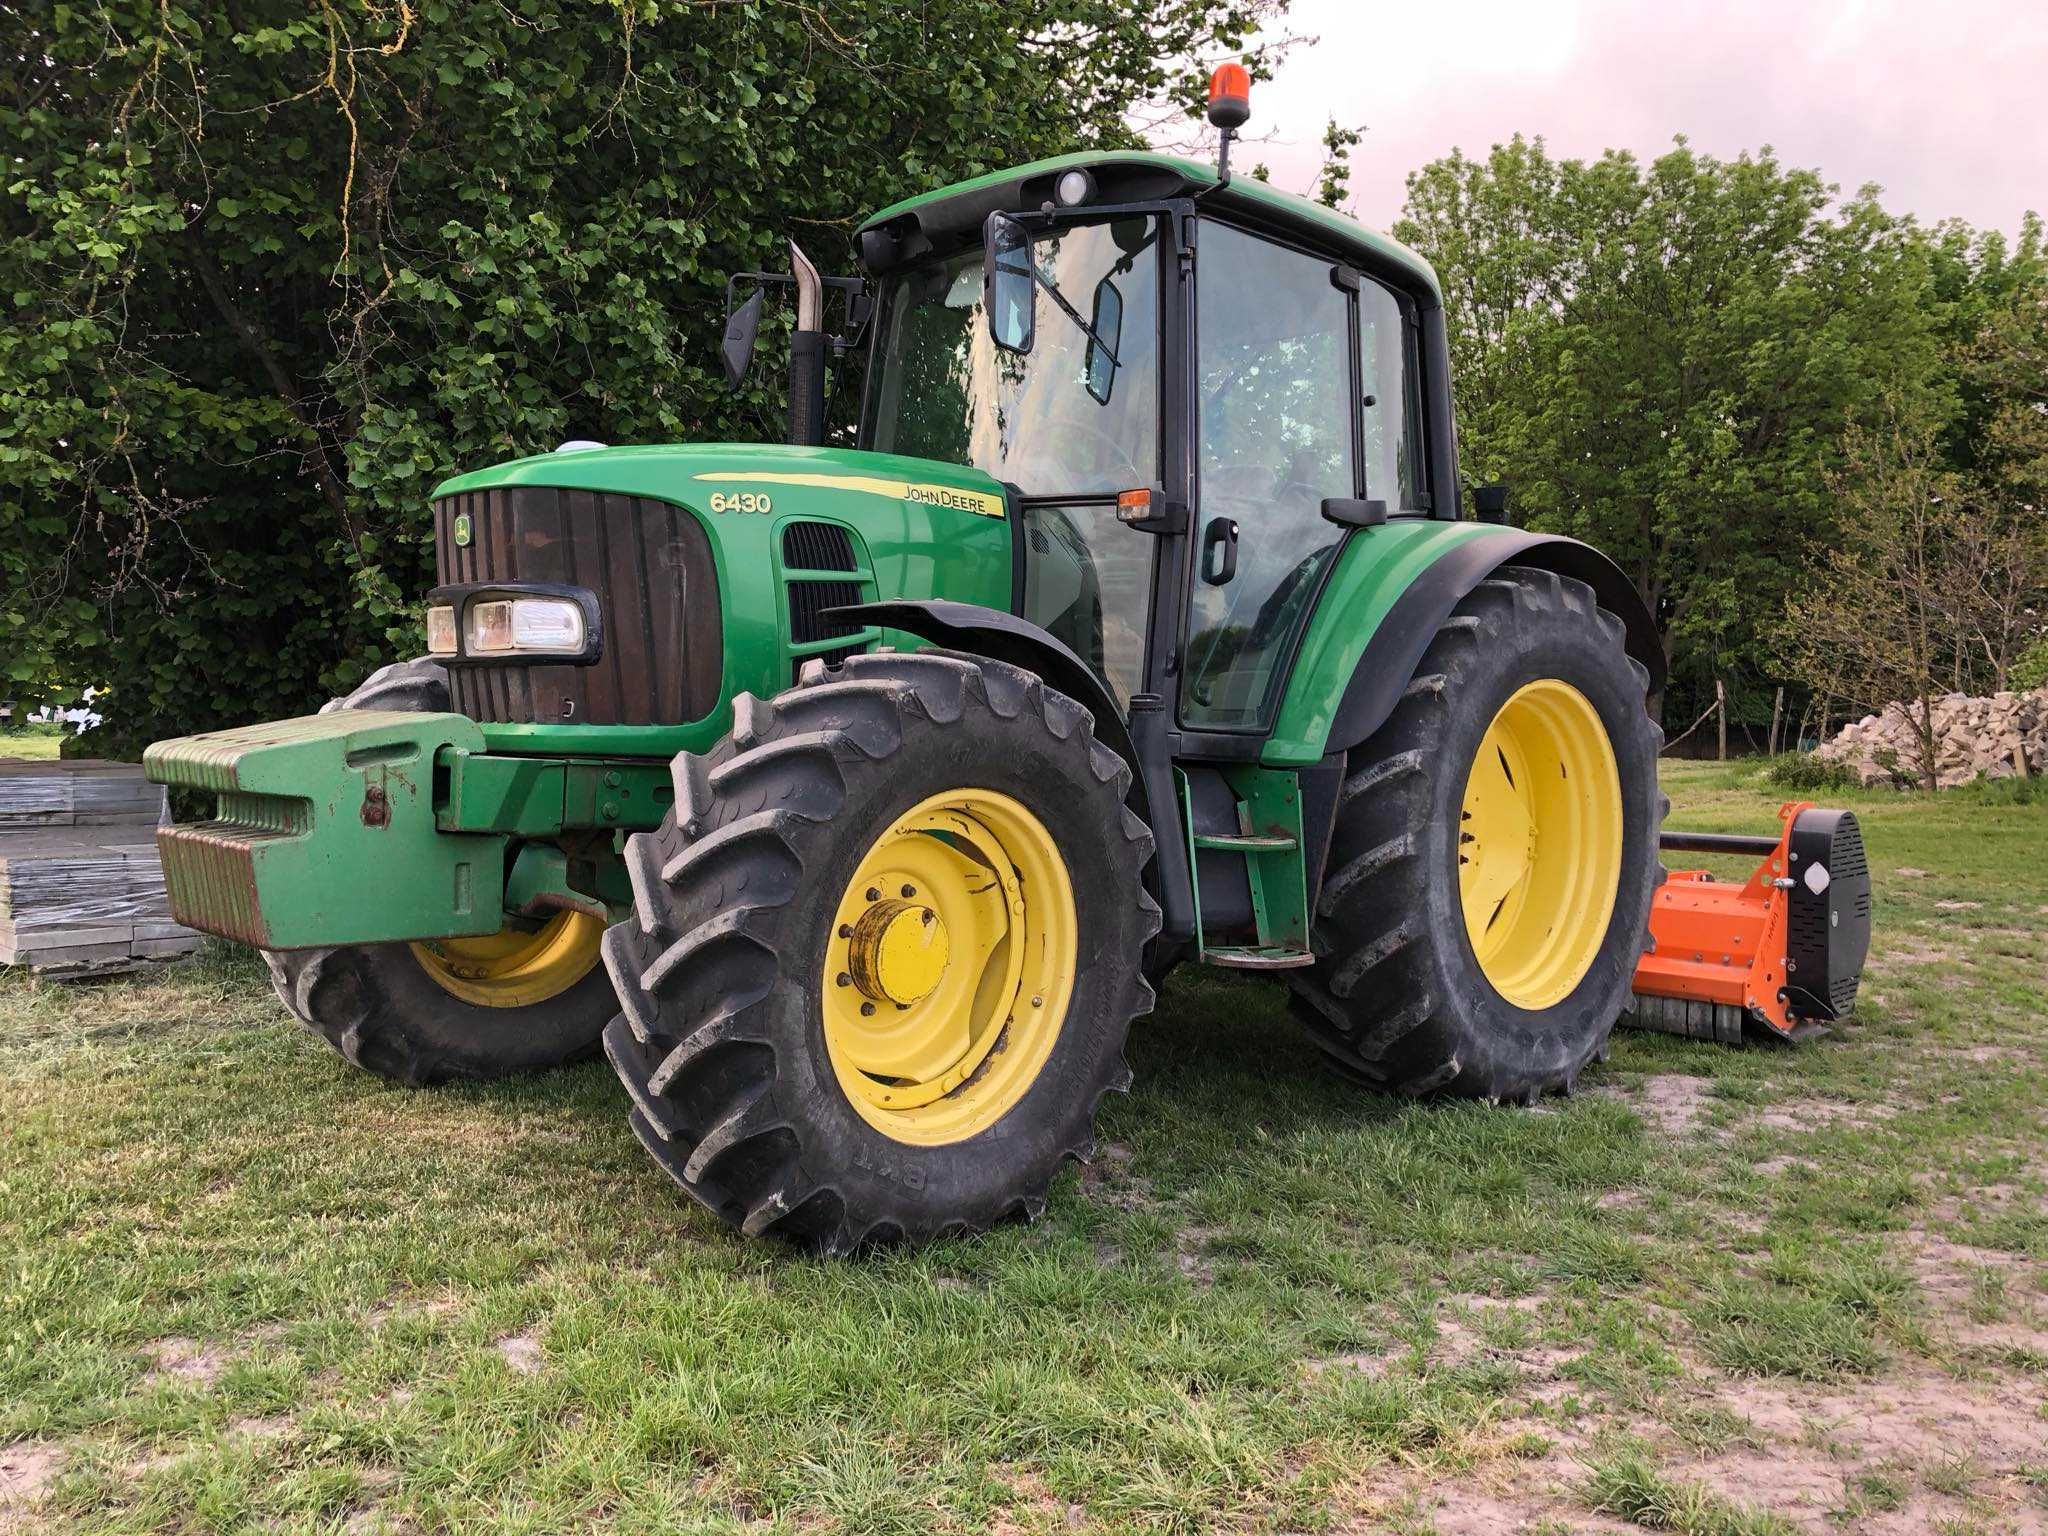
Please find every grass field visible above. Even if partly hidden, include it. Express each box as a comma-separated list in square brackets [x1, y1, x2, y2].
[0, 728, 64, 763]
[2, 760, 2043, 1535]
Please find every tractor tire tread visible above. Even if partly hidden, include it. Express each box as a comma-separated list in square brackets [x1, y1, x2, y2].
[604, 648, 1156, 1254]
[1288, 567, 1665, 1101]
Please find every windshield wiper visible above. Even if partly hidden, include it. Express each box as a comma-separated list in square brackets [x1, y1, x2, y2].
[1006, 257, 1117, 366]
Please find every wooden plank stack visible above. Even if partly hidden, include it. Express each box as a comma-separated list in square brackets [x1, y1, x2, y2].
[0, 760, 202, 977]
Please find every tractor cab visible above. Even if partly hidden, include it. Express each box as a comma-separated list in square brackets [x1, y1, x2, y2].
[816, 144, 1458, 746]
[858, 167, 1440, 737]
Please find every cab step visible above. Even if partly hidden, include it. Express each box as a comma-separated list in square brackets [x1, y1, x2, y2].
[1176, 764, 1314, 971]
[1192, 832, 1298, 852]
[1203, 944, 1316, 970]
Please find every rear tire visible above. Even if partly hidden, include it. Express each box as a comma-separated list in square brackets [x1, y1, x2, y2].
[1289, 568, 1664, 1101]
[264, 658, 616, 1086]
[602, 650, 1158, 1253]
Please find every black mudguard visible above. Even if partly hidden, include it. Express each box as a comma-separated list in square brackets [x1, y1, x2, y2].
[829, 599, 1193, 949]
[1323, 532, 1664, 759]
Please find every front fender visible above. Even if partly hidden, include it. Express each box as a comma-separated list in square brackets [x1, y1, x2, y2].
[830, 599, 1195, 943]
[830, 600, 1141, 799]
[1263, 524, 1663, 766]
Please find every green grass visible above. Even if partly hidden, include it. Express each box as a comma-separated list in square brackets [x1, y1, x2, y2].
[0, 724, 66, 762]
[2, 760, 2044, 1533]
[1585, 1450, 1801, 1536]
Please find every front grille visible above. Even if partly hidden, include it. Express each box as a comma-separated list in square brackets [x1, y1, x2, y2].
[434, 487, 721, 726]
[787, 575, 864, 682]
[782, 521, 859, 572]
[788, 579, 865, 644]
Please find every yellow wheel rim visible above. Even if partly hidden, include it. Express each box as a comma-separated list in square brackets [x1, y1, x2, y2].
[821, 789, 1077, 1146]
[411, 910, 605, 1009]
[1458, 680, 1623, 1011]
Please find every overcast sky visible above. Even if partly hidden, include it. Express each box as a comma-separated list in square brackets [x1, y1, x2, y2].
[1230, 0, 2045, 237]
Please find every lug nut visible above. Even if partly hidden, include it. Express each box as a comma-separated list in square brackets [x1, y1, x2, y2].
[865, 886, 880, 901]
[901, 883, 916, 898]
[838, 923, 852, 938]
[836, 972, 851, 987]
[861, 1002, 876, 1017]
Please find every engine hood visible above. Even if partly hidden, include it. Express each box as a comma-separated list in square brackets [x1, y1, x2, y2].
[428, 443, 1015, 740]
[432, 441, 1008, 520]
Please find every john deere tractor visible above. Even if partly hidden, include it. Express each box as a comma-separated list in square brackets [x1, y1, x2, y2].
[146, 74, 1870, 1252]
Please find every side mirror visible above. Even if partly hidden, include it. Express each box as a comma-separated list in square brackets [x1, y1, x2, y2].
[1084, 277, 1122, 404]
[721, 286, 765, 387]
[983, 212, 1035, 355]
[1472, 484, 1511, 524]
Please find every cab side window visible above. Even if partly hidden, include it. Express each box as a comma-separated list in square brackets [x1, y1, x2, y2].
[1357, 277, 1425, 511]
[1182, 224, 1356, 730]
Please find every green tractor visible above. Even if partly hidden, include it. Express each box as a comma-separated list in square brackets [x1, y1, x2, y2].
[148, 91, 1679, 1252]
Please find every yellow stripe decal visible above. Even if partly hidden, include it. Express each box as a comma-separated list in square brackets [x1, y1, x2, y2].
[693, 471, 1005, 520]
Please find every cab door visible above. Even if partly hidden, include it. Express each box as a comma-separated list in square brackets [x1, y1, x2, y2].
[1180, 224, 1359, 732]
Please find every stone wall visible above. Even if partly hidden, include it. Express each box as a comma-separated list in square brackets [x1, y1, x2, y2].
[1815, 689, 2046, 788]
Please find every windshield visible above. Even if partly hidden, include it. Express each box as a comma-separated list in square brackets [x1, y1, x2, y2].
[860, 217, 1162, 497]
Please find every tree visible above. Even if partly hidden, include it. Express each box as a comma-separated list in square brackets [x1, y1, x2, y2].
[1781, 391, 2048, 787]
[1, 0, 1280, 751]
[1395, 136, 1948, 725]
[1314, 118, 1363, 210]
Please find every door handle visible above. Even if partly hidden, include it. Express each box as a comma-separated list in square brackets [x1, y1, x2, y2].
[1200, 516, 1239, 586]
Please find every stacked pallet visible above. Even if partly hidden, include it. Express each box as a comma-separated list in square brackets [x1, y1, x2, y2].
[0, 761, 201, 977]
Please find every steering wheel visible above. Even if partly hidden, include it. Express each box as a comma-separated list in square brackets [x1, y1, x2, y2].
[1046, 413, 1149, 490]
[1272, 466, 1326, 510]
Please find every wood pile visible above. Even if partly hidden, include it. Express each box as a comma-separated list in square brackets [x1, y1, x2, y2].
[0, 761, 201, 976]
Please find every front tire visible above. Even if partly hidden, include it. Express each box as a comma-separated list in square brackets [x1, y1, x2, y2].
[264, 658, 616, 1086]
[1290, 568, 1664, 1102]
[602, 651, 1158, 1253]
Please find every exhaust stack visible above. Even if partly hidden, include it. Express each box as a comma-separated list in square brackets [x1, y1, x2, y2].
[787, 241, 826, 447]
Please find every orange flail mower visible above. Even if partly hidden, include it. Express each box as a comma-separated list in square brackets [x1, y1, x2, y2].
[1629, 802, 1873, 1045]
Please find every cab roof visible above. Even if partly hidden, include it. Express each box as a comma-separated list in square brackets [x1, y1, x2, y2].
[858, 149, 1440, 302]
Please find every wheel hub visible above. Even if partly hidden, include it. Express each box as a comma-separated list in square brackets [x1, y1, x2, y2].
[1458, 679, 1624, 1011]
[820, 789, 1076, 1145]
[847, 898, 950, 1006]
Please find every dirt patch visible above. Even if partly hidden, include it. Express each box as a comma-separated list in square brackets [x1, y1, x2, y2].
[1341, 1455, 1637, 1535]
[1870, 938, 1959, 967]
[142, 1336, 228, 1389]
[1306, 1296, 1575, 1392]
[1304, 1351, 1391, 1380]
[1621, 1075, 1721, 1138]
[1676, 1364, 2048, 1533]
[1754, 1155, 1820, 1177]
[495, 1332, 544, 1375]
[366, 1295, 465, 1328]
[0, 1441, 62, 1515]
[1899, 1229, 2048, 1353]
[1893, 867, 1930, 879]
[1076, 1142, 1155, 1214]
[1172, 1224, 1225, 1284]
[995, 1469, 1088, 1533]
[1934, 899, 1984, 911]
[343, 1510, 420, 1536]
[1957, 1043, 2032, 1064]
[1755, 1097, 1897, 1132]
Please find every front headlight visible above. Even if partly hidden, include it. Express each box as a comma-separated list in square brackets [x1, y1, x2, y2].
[425, 605, 459, 656]
[466, 597, 588, 656]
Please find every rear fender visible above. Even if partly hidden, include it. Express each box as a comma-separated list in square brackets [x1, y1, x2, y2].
[1270, 527, 1663, 766]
